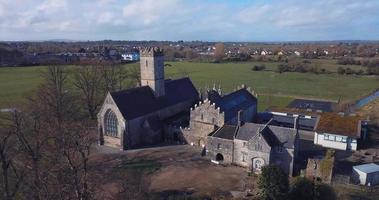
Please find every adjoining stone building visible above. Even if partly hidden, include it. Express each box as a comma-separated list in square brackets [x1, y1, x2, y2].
[182, 87, 258, 147]
[207, 121, 299, 176]
[97, 47, 198, 150]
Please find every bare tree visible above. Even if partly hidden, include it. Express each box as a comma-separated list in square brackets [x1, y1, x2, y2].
[74, 66, 105, 119]
[0, 123, 25, 200]
[58, 122, 96, 200]
[100, 64, 128, 92]
[11, 110, 56, 200]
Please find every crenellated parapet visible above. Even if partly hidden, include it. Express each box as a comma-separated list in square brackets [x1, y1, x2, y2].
[139, 47, 164, 57]
[233, 83, 258, 98]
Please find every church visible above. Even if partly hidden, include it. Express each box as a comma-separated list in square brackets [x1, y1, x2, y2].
[97, 47, 198, 150]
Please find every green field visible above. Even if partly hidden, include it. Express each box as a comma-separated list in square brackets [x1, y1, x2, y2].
[0, 61, 378, 111]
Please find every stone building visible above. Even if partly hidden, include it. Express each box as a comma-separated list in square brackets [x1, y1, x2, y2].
[97, 47, 198, 150]
[182, 87, 258, 146]
[207, 122, 299, 176]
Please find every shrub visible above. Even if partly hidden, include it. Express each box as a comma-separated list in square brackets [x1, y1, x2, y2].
[258, 165, 289, 200]
[337, 67, 346, 75]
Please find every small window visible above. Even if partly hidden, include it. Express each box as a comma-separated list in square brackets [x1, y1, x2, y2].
[201, 114, 204, 121]
[243, 142, 247, 147]
[255, 144, 262, 151]
[212, 118, 215, 124]
[342, 137, 347, 143]
[242, 152, 247, 162]
[217, 143, 222, 149]
[277, 146, 283, 153]
[146, 60, 148, 67]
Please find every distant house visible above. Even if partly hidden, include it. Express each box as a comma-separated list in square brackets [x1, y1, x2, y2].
[121, 52, 139, 61]
[294, 51, 301, 56]
[260, 50, 267, 56]
[313, 113, 363, 151]
[352, 163, 379, 186]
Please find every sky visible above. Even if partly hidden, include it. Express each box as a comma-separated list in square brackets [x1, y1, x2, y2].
[0, 0, 379, 42]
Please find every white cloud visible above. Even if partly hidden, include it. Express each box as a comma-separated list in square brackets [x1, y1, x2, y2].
[0, 0, 378, 41]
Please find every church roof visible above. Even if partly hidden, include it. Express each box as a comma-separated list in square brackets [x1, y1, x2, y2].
[207, 89, 257, 122]
[110, 77, 198, 120]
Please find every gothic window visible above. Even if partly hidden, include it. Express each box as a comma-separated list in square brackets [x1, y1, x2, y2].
[146, 60, 148, 67]
[217, 143, 222, 149]
[212, 118, 215, 124]
[201, 114, 204, 121]
[104, 109, 118, 137]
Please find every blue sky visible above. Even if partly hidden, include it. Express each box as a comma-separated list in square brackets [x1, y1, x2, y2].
[0, 0, 378, 41]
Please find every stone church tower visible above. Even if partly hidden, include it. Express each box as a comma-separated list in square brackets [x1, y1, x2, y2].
[140, 47, 165, 97]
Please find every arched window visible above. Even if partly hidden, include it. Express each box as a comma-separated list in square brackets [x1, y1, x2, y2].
[104, 110, 118, 137]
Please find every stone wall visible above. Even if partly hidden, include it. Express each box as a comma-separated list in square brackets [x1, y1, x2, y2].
[207, 136, 234, 164]
[97, 93, 126, 149]
[182, 100, 225, 146]
[233, 139, 250, 167]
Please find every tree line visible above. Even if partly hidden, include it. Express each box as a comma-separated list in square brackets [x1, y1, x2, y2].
[0, 64, 139, 200]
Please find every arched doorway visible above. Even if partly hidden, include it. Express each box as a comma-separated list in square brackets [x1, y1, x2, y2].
[216, 153, 224, 162]
[252, 158, 265, 173]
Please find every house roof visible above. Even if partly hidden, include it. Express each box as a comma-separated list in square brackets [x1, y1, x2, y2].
[235, 123, 265, 141]
[287, 99, 337, 112]
[315, 113, 362, 138]
[353, 163, 379, 174]
[110, 77, 198, 120]
[211, 125, 238, 140]
[207, 89, 257, 122]
[235, 123, 296, 149]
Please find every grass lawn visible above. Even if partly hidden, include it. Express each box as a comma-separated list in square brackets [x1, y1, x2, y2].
[0, 61, 378, 111]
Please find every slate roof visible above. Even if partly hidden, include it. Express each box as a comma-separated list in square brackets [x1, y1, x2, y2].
[110, 77, 198, 120]
[288, 99, 337, 112]
[235, 123, 296, 149]
[211, 125, 238, 140]
[207, 89, 257, 121]
[235, 123, 265, 141]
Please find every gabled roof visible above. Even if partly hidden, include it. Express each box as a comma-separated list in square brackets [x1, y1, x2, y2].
[207, 89, 257, 121]
[235, 123, 296, 149]
[211, 125, 238, 140]
[110, 77, 198, 120]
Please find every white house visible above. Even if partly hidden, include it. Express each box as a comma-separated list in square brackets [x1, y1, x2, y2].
[294, 51, 301, 56]
[352, 163, 379, 186]
[313, 113, 362, 151]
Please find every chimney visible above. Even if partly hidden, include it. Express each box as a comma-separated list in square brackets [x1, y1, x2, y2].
[293, 116, 299, 129]
[237, 110, 243, 127]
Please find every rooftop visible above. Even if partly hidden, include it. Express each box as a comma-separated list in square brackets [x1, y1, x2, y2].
[315, 113, 362, 138]
[211, 125, 238, 140]
[111, 77, 198, 120]
[207, 88, 257, 122]
[353, 163, 379, 174]
[287, 99, 337, 112]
